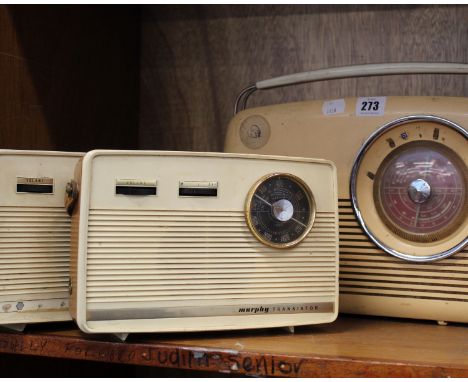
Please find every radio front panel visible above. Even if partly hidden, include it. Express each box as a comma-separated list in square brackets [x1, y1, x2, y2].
[0, 150, 83, 325]
[71, 151, 339, 333]
[225, 96, 468, 323]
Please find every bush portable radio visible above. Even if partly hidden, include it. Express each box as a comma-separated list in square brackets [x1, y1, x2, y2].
[225, 62, 468, 324]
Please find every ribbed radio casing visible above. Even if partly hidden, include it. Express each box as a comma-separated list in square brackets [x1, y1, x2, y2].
[0, 150, 83, 325]
[338, 199, 468, 323]
[225, 96, 468, 323]
[71, 151, 339, 333]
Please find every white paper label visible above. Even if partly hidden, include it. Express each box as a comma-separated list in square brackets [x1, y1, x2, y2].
[322, 99, 346, 115]
[356, 97, 387, 116]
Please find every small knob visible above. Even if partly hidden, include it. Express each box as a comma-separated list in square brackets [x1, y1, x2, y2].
[272, 199, 294, 222]
[64, 180, 79, 216]
[408, 179, 431, 204]
[66, 182, 74, 197]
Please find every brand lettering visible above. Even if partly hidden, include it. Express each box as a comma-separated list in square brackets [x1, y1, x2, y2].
[18, 177, 52, 184]
[238, 304, 322, 314]
[238, 306, 270, 314]
[118, 180, 155, 186]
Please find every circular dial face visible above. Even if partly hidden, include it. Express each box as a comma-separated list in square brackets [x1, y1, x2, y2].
[374, 141, 467, 242]
[245, 173, 315, 248]
[351, 116, 468, 261]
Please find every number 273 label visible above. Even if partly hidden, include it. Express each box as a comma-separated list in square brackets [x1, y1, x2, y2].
[356, 97, 387, 116]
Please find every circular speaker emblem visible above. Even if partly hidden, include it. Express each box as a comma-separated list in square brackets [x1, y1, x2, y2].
[239, 115, 271, 150]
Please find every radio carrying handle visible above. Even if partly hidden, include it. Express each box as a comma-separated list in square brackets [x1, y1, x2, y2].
[234, 62, 468, 115]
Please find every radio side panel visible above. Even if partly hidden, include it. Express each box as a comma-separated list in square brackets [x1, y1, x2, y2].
[69, 158, 84, 322]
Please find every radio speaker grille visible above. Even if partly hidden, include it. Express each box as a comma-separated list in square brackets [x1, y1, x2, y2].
[85, 209, 337, 304]
[339, 199, 468, 302]
[0, 206, 70, 301]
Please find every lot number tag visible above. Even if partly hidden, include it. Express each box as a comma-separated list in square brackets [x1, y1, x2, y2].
[356, 97, 387, 116]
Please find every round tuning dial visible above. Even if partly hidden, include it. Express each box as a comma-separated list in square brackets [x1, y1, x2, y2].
[245, 173, 315, 248]
[351, 116, 468, 262]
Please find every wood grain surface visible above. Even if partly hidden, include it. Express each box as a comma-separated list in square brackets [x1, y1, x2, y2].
[0, 5, 140, 151]
[139, 5, 468, 152]
[0, 315, 467, 377]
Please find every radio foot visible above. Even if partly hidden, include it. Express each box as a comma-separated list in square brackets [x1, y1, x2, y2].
[283, 326, 295, 334]
[113, 332, 129, 342]
[437, 320, 448, 326]
[0, 323, 26, 332]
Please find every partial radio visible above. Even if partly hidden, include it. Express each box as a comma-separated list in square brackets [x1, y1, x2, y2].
[225, 63, 468, 324]
[68, 150, 338, 336]
[0, 150, 83, 330]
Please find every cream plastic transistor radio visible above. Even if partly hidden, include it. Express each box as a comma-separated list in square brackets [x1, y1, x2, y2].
[0, 150, 83, 330]
[225, 63, 468, 324]
[68, 150, 338, 336]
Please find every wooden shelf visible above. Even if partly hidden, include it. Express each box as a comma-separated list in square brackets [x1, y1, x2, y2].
[0, 315, 467, 377]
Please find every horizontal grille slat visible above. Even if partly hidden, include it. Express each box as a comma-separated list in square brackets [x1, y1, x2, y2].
[340, 260, 468, 271]
[338, 199, 468, 303]
[0, 249, 71, 255]
[85, 209, 338, 306]
[88, 265, 336, 272]
[87, 249, 336, 256]
[88, 231, 335, 238]
[0, 206, 71, 299]
[0, 277, 68, 286]
[0, 258, 69, 264]
[340, 252, 468, 262]
[87, 263, 336, 271]
[87, 291, 336, 303]
[0, 287, 69, 295]
[88, 226, 336, 234]
[0, 224, 70, 229]
[0, 264, 69, 270]
[87, 242, 336, 249]
[0, 217, 70, 222]
[0, 252, 69, 259]
[87, 271, 336, 281]
[87, 254, 335, 260]
[1, 293, 68, 302]
[87, 286, 336, 298]
[340, 273, 468, 285]
[88, 277, 335, 287]
[340, 286, 468, 300]
[340, 279, 468, 293]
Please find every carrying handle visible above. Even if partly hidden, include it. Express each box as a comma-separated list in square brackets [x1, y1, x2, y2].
[234, 62, 468, 115]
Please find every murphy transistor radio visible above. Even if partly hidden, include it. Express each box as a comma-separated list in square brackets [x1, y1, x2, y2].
[0, 150, 83, 330]
[67, 150, 338, 337]
[225, 63, 468, 324]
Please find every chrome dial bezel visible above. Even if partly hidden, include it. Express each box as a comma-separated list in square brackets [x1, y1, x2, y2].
[350, 115, 468, 263]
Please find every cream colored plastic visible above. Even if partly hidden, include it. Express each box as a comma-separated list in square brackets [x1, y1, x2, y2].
[0, 150, 83, 326]
[71, 150, 339, 334]
[225, 96, 468, 323]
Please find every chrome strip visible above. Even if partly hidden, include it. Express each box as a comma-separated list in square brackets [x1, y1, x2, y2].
[350, 115, 468, 263]
[88, 302, 334, 321]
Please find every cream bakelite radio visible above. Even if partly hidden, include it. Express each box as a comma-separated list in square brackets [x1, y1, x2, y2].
[225, 63, 468, 324]
[67, 150, 338, 336]
[0, 150, 83, 330]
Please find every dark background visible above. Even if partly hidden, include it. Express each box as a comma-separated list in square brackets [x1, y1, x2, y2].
[1, 4, 467, 377]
